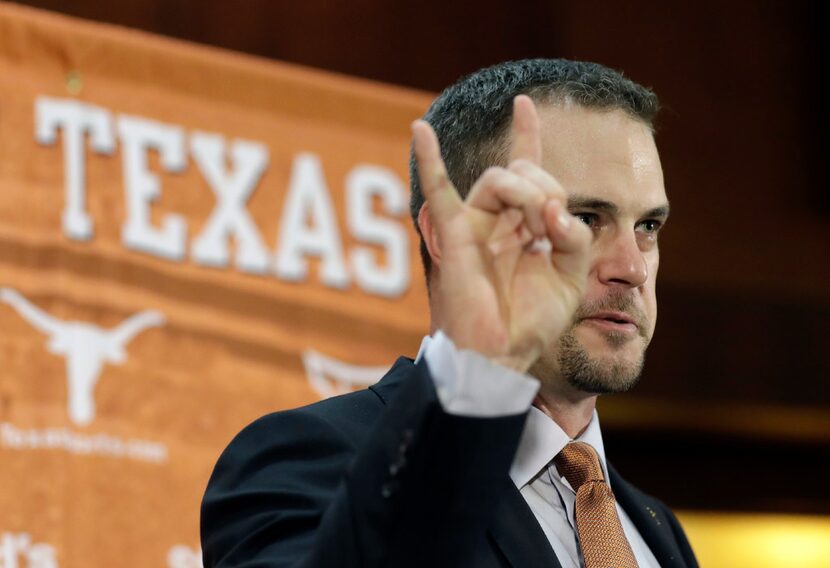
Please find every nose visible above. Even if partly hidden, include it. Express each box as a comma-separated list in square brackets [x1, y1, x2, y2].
[594, 231, 648, 288]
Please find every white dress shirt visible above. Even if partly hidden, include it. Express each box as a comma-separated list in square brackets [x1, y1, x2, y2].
[416, 331, 660, 568]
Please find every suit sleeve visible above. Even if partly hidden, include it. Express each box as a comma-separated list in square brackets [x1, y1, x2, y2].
[201, 360, 529, 568]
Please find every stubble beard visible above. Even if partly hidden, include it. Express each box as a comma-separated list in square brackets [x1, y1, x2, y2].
[555, 330, 646, 394]
[536, 292, 651, 395]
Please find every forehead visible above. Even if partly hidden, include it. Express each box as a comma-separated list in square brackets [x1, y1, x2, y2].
[534, 103, 666, 211]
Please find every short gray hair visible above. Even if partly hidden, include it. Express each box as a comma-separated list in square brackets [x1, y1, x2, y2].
[409, 58, 660, 282]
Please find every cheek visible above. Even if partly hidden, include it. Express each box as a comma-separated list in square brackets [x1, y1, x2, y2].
[651, 250, 660, 275]
[645, 254, 659, 322]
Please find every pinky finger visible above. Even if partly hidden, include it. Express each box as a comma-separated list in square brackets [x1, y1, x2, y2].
[544, 200, 592, 276]
[544, 201, 589, 251]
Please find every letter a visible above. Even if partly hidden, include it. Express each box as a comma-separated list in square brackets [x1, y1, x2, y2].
[274, 154, 349, 288]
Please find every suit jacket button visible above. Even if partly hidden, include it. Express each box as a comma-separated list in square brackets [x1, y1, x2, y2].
[389, 457, 406, 477]
[381, 481, 398, 498]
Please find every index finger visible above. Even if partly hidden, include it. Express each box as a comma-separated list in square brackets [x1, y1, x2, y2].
[508, 95, 542, 166]
[411, 119, 463, 225]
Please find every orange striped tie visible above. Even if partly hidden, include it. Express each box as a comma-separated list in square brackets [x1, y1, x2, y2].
[554, 442, 639, 568]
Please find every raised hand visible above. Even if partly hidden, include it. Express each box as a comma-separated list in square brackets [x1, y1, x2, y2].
[412, 95, 592, 373]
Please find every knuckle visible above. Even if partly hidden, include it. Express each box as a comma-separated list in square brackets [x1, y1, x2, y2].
[529, 185, 547, 205]
[481, 166, 507, 183]
[544, 177, 566, 199]
[552, 178, 567, 194]
[508, 158, 534, 173]
[512, 161, 565, 197]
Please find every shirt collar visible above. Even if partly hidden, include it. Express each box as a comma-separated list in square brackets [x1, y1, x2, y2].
[416, 334, 609, 487]
[414, 334, 431, 363]
[510, 406, 609, 488]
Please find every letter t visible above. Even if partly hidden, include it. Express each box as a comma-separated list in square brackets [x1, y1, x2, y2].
[35, 97, 115, 241]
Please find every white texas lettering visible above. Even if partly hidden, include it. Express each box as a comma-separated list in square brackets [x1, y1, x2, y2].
[0, 532, 58, 568]
[190, 132, 270, 273]
[35, 97, 115, 241]
[166, 545, 203, 568]
[33, 96, 411, 298]
[274, 153, 349, 288]
[346, 164, 410, 296]
[118, 114, 188, 261]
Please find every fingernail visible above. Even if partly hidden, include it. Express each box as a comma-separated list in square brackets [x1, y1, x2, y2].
[529, 238, 552, 253]
[557, 212, 570, 230]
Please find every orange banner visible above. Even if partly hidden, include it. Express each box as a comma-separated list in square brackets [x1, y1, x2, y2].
[0, 3, 431, 566]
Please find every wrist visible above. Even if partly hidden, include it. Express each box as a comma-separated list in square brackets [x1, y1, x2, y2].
[492, 349, 539, 374]
[440, 328, 540, 374]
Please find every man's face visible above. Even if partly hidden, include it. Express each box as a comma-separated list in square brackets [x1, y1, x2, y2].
[531, 103, 668, 396]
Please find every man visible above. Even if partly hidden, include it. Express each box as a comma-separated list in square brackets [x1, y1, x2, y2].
[201, 59, 699, 568]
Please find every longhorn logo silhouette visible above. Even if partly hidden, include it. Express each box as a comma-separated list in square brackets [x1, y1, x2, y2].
[1, 287, 165, 425]
[301, 349, 387, 399]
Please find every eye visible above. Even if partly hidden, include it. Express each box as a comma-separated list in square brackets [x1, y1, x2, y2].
[636, 219, 662, 234]
[574, 212, 599, 228]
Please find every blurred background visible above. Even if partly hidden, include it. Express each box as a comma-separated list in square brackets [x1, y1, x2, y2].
[2, 1, 828, 566]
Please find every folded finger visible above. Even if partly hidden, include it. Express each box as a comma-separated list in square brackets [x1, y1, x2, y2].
[544, 200, 592, 276]
[467, 167, 549, 236]
[509, 159, 567, 202]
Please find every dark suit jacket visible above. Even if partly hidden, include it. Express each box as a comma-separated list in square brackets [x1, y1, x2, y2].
[201, 357, 698, 567]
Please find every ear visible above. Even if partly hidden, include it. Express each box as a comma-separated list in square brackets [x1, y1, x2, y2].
[417, 203, 441, 267]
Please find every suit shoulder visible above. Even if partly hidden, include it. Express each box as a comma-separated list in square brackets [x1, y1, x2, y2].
[231, 386, 385, 453]
[237, 355, 415, 443]
[203, 386, 388, 519]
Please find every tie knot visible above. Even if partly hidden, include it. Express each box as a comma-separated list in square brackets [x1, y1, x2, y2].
[553, 441, 605, 491]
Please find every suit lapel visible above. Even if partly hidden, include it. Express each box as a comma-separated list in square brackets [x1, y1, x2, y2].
[487, 478, 562, 568]
[609, 464, 688, 568]
[368, 356, 413, 404]
[371, 361, 563, 566]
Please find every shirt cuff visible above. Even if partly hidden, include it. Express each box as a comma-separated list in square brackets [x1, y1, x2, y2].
[423, 330, 540, 417]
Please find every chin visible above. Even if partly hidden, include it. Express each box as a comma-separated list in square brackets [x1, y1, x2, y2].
[556, 328, 648, 395]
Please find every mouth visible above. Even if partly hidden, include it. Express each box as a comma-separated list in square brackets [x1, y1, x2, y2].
[581, 311, 639, 334]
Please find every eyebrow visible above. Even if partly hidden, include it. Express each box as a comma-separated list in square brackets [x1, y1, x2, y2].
[567, 196, 671, 219]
